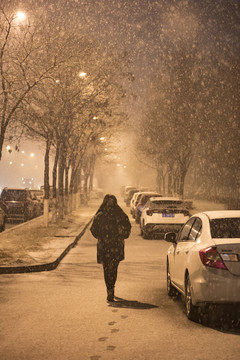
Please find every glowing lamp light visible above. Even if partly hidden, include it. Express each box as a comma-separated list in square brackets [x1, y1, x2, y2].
[79, 72, 87, 78]
[21, 163, 24, 167]
[30, 153, 34, 157]
[16, 11, 26, 21]
[22, 150, 25, 154]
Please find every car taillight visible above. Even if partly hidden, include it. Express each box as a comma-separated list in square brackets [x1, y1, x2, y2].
[199, 246, 227, 270]
[146, 210, 153, 216]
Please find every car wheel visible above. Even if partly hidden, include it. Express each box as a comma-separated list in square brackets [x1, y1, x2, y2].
[142, 228, 150, 239]
[185, 274, 199, 321]
[167, 260, 176, 297]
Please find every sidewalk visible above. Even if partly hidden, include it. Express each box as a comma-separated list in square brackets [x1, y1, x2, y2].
[0, 199, 100, 274]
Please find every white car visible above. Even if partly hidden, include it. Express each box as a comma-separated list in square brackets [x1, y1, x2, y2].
[140, 197, 190, 238]
[165, 211, 240, 321]
[130, 192, 142, 217]
[135, 192, 163, 223]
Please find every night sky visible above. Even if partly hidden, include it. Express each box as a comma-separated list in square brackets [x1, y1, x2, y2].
[0, 0, 239, 189]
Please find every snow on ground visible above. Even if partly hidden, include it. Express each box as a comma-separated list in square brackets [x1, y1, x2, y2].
[0, 200, 100, 266]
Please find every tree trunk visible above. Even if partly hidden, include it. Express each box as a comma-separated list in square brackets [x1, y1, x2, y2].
[82, 174, 89, 205]
[179, 165, 187, 199]
[64, 166, 69, 215]
[156, 167, 162, 194]
[167, 164, 173, 197]
[0, 132, 5, 161]
[52, 145, 59, 222]
[58, 148, 65, 219]
[88, 155, 96, 195]
[52, 145, 59, 198]
[43, 137, 51, 226]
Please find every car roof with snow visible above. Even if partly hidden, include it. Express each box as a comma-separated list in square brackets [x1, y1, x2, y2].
[194, 210, 240, 219]
[147, 197, 183, 202]
[1, 188, 30, 193]
[139, 192, 162, 196]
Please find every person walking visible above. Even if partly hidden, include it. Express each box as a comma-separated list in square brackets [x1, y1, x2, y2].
[90, 194, 131, 302]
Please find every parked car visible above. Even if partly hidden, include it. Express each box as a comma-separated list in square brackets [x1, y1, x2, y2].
[30, 190, 44, 217]
[30, 189, 44, 203]
[140, 197, 190, 238]
[0, 188, 36, 222]
[122, 186, 137, 199]
[0, 207, 7, 232]
[134, 192, 162, 223]
[125, 188, 139, 207]
[130, 192, 141, 217]
[165, 210, 240, 321]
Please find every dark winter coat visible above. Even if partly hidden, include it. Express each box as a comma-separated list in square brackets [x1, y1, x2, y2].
[90, 204, 131, 264]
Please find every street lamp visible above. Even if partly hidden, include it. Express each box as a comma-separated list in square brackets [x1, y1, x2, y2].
[16, 11, 26, 22]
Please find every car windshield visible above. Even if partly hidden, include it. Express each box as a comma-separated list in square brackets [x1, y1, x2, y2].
[149, 200, 184, 209]
[210, 218, 240, 238]
[1, 190, 27, 201]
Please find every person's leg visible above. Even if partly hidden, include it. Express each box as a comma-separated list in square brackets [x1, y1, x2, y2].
[103, 260, 119, 301]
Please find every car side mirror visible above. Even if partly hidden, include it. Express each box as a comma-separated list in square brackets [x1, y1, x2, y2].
[164, 232, 177, 243]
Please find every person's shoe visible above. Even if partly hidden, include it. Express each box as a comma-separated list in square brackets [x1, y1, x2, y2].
[107, 288, 114, 302]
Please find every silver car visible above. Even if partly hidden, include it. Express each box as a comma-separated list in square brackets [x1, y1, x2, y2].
[165, 211, 240, 321]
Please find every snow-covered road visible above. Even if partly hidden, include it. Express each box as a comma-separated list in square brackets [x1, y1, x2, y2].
[0, 204, 239, 360]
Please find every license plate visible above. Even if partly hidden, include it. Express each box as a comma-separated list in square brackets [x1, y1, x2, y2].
[162, 213, 175, 218]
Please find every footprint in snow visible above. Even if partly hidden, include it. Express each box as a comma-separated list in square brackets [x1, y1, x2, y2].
[106, 345, 116, 351]
[98, 337, 108, 342]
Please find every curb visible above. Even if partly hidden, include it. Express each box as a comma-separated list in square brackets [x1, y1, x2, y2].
[0, 217, 93, 275]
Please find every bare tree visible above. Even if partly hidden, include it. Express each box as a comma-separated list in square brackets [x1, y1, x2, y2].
[0, 5, 63, 160]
